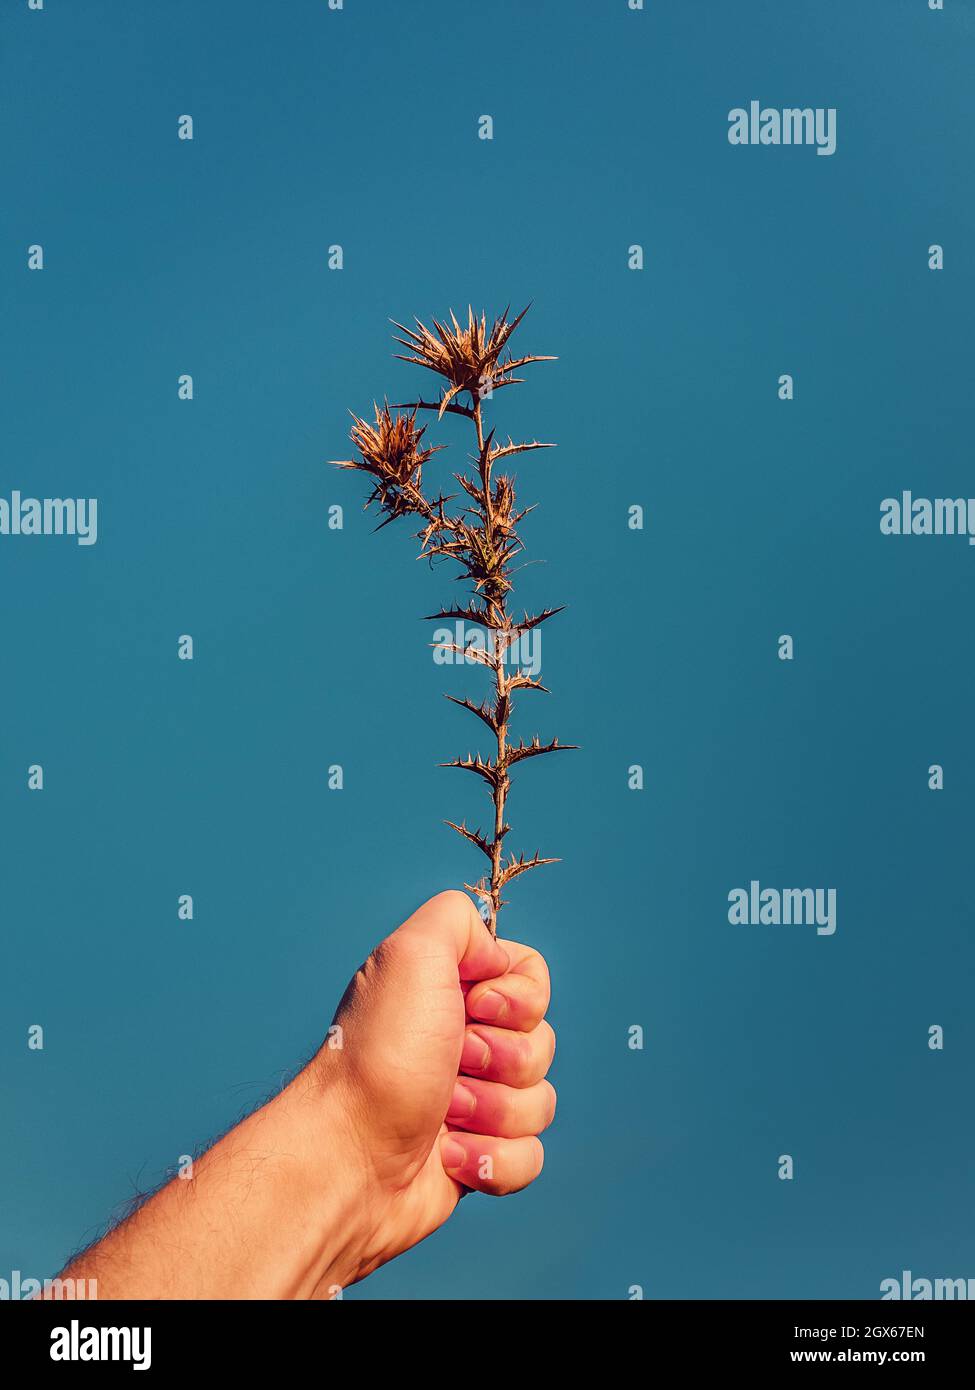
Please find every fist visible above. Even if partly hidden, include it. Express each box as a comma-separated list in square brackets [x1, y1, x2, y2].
[322, 890, 556, 1276]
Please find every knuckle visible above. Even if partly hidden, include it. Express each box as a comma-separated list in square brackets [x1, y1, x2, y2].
[540, 1079, 558, 1127]
[519, 976, 547, 1015]
[371, 933, 415, 977]
[512, 1032, 535, 1080]
[433, 888, 473, 915]
[524, 1021, 555, 1079]
[530, 1134, 545, 1169]
[527, 947, 552, 992]
[495, 1088, 518, 1131]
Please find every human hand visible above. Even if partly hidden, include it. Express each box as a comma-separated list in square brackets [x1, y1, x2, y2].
[57, 890, 555, 1300]
[314, 889, 556, 1288]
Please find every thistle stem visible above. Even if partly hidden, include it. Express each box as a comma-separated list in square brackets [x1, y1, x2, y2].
[474, 394, 508, 936]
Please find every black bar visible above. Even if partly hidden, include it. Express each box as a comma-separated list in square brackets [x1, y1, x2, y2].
[4, 1298, 972, 1373]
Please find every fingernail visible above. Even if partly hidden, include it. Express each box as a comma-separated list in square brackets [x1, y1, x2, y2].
[446, 1081, 476, 1122]
[441, 1137, 467, 1171]
[461, 1030, 490, 1071]
[471, 989, 506, 1023]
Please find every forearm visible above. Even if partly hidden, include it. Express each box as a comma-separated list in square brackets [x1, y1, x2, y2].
[56, 1057, 370, 1300]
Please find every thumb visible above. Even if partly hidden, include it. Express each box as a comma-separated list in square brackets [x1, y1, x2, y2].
[394, 890, 509, 983]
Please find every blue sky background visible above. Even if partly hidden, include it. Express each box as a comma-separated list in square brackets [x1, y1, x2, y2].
[1, 0, 973, 1299]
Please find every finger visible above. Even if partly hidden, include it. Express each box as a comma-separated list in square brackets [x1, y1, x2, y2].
[466, 969, 550, 1032]
[495, 938, 551, 996]
[445, 1076, 557, 1138]
[392, 889, 509, 983]
[459, 1019, 556, 1089]
[440, 1132, 545, 1196]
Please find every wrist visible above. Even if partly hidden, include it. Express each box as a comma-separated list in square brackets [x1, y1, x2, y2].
[61, 1050, 384, 1300]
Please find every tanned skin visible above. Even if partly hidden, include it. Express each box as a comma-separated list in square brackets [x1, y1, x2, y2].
[54, 891, 555, 1299]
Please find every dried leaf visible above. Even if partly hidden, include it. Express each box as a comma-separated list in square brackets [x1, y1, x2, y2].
[445, 820, 494, 861]
[510, 606, 565, 634]
[426, 603, 494, 627]
[506, 735, 577, 767]
[440, 754, 502, 789]
[431, 641, 499, 671]
[489, 439, 556, 463]
[445, 693, 500, 733]
[505, 671, 550, 694]
[497, 850, 560, 888]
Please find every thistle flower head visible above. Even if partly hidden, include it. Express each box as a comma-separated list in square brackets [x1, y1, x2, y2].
[334, 404, 441, 521]
[392, 304, 555, 417]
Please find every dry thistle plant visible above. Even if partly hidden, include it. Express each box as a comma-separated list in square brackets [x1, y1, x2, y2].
[333, 305, 573, 935]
